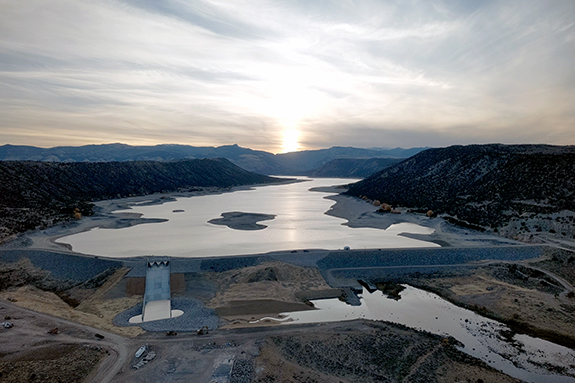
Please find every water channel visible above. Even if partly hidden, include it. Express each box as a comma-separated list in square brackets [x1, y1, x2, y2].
[253, 286, 575, 383]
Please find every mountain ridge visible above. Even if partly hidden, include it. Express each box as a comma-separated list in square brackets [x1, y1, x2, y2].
[346, 144, 575, 239]
[306, 157, 403, 178]
[0, 158, 280, 241]
[0, 143, 427, 175]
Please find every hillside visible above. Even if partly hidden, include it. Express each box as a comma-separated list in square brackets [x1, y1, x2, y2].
[0, 158, 280, 241]
[0, 144, 426, 175]
[276, 146, 424, 174]
[307, 157, 402, 178]
[0, 143, 284, 175]
[346, 144, 575, 238]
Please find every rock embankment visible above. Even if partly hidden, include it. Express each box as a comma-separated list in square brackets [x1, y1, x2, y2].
[112, 297, 220, 332]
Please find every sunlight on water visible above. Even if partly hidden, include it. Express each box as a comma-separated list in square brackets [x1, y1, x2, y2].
[57, 178, 438, 257]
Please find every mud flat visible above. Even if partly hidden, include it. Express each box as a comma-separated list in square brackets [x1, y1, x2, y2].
[324, 193, 524, 248]
[208, 211, 276, 230]
[2, 180, 298, 254]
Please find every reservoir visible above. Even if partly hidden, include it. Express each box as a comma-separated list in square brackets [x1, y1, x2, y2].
[51, 177, 575, 382]
[56, 177, 438, 257]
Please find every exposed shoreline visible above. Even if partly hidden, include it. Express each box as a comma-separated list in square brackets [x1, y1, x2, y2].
[1, 179, 574, 382]
[323, 193, 523, 248]
[8, 177, 520, 256]
[2, 178, 302, 254]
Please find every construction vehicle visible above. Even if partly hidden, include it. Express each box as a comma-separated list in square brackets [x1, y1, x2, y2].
[197, 326, 209, 335]
[135, 345, 147, 358]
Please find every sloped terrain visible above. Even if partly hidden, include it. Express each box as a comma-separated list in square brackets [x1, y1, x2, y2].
[307, 157, 402, 178]
[0, 143, 426, 175]
[346, 144, 575, 232]
[0, 158, 279, 241]
[255, 321, 519, 383]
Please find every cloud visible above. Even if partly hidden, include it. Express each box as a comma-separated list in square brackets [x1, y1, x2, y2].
[0, 0, 574, 152]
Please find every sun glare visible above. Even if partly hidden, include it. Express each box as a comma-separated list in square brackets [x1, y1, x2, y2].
[282, 129, 300, 153]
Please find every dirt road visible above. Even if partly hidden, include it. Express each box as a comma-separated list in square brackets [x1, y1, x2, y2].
[0, 301, 132, 383]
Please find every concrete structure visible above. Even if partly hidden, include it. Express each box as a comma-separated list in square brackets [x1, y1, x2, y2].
[129, 258, 183, 323]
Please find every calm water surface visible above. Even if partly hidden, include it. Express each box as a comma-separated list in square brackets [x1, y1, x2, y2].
[56, 178, 575, 381]
[57, 177, 437, 257]
[253, 286, 575, 383]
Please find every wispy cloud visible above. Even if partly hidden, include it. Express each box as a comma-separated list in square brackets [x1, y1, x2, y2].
[1, 0, 574, 152]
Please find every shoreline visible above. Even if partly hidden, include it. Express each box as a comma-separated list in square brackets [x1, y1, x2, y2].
[323, 193, 524, 248]
[2, 180, 574, 382]
[2, 176, 525, 257]
[2, 177, 302, 255]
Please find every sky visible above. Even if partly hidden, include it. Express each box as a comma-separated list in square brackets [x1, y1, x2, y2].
[1, 1, 574, 153]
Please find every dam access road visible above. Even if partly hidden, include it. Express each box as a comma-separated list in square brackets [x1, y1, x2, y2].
[2, 243, 575, 382]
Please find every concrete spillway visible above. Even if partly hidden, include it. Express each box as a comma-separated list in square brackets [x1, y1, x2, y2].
[129, 259, 183, 323]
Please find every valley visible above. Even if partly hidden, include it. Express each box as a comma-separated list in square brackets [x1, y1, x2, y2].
[1, 143, 575, 382]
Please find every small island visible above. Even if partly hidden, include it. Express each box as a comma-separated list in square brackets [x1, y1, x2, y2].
[208, 211, 276, 230]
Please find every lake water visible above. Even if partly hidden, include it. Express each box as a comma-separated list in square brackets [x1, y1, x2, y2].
[56, 177, 575, 381]
[253, 286, 575, 383]
[57, 177, 437, 257]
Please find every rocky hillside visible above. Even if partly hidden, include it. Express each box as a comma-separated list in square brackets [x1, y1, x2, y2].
[0, 144, 426, 175]
[0, 158, 279, 241]
[346, 144, 575, 237]
[307, 157, 402, 178]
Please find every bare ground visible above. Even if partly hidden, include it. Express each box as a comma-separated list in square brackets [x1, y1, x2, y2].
[0, 301, 129, 383]
[402, 251, 575, 347]
[1, 255, 571, 382]
[0, 267, 144, 338]
[204, 261, 336, 327]
[254, 321, 520, 383]
[2, 247, 575, 381]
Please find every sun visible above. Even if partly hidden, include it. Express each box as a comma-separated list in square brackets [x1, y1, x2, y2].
[281, 129, 300, 153]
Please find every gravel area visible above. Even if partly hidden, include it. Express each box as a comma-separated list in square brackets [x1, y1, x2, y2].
[112, 297, 220, 332]
[199, 256, 271, 272]
[230, 359, 254, 383]
[318, 245, 545, 271]
[0, 249, 121, 283]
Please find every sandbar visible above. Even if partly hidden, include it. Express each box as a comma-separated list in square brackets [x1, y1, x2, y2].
[208, 211, 276, 230]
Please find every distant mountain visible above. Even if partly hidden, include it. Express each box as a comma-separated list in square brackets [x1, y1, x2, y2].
[0, 144, 427, 175]
[0, 158, 280, 241]
[346, 144, 575, 235]
[0, 143, 284, 175]
[367, 147, 429, 158]
[275, 146, 426, 175]
[306, 157, 403, 178]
